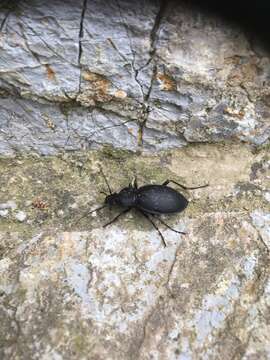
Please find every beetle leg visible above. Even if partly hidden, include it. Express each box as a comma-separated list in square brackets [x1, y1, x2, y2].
[103, 208, 131, 228]
[99, 165, 113, 194]
[156, 217, 186, 235]
[162, 179, 209, 190]
[140, 211, 167, 247]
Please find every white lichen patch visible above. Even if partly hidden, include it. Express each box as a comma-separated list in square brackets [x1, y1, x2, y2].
[192, 272, 240, 345]
[81, 225, 183, 329]
[65, 259, 92, 306]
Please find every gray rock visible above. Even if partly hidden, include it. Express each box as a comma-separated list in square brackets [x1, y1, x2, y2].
[0, 1, 269, 155]
[0, 97, 138, 155]
[0, 0, 81, 100]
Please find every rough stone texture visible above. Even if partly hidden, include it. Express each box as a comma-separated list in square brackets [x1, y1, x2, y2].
[0, 1, 270, 359]
[0, 0, 269, 155]
[0, 144, 269, 359]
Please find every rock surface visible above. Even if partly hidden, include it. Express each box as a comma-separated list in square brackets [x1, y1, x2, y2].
[0, 0, 269, 155]
[0, 1, 270, 359]
[0, 144, 269, 359]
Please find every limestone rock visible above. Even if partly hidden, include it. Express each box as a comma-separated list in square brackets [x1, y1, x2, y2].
[0, 1, 269, 155]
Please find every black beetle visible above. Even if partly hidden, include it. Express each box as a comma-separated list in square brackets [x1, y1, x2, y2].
[78, 168, 208, 247]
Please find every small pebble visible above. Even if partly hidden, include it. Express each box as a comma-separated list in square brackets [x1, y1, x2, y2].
[264, 192, 270, 203]
[0, 209, 9, 217]
[69, 202, 78, 209]
[15, 211, 27, 222]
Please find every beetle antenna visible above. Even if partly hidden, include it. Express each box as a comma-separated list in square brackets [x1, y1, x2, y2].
[99, 165, 112, 194]
[75, 204, 106, 225]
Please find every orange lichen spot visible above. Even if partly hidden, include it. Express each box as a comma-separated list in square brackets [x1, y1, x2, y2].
[224, 107, 245, 119]
[156, 73, 176, 91]
[114, 89, 127, 99]
[47, 119, 56, 130]
[45, 64, 56, 81]
[127, 128, 133, 135]
[82, 71, 111, 102]
[82, 71, 99, 82]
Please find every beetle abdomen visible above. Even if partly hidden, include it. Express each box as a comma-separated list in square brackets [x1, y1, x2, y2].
[136, 185, 188, 214]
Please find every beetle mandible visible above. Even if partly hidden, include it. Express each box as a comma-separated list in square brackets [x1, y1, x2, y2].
[78, 168, 208, 247]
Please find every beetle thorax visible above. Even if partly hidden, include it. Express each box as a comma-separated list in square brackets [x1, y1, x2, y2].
[105, 187, 137, 208]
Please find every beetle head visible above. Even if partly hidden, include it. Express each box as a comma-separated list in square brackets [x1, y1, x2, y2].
[105, 186, 137, 208]
[105, 193, 119, 206]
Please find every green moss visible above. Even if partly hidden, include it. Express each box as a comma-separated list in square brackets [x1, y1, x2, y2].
[59, 100, 78, 118]
[0, 144, 269, 233]
[100, 144, 133, 161]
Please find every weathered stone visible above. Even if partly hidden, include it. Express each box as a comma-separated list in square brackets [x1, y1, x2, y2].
[0, 0, 270, 358]
[0, 144, 269, 359]
[0, 97, 138, 155]
[0, 1, 269, 155]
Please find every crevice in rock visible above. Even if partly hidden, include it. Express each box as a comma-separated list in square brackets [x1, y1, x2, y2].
[251, 222, 270, 255]
[136, 0, 167, 73]
[137, 65, 158, 146]
[249, 213, 270, 255]
[137, 0, 167, 146]
[135, 0, 167, 97]
[78, 0, 88, 94]
[115, 0, 145, 102]
[107, 38, 129, 63]
[136, 307, 156, 358]
[17, 23, 42, 65]
[0, 9, 11, 32]
[149, 0, 167, 58]
[165, 243, 182, 298]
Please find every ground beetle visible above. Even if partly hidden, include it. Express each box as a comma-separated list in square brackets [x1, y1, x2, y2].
[78, 168, 208, 247]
